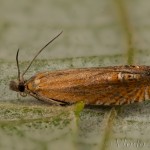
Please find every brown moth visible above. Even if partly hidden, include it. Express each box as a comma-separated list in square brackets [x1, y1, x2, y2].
[9, 32, 150, 105]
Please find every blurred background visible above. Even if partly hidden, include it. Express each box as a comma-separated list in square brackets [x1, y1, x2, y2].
[1, 0, 147, 62]
[1, 0, 150, 64]
[0, 0, 150, 150]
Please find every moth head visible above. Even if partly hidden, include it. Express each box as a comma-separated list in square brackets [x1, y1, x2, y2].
[9, 80, 25, 92]
[9, 31, 63, 95]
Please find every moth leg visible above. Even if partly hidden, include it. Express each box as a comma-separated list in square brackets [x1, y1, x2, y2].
[27, 92, 63, 105]
[50, 98, 74, 106]
[26, 90, 75, 106]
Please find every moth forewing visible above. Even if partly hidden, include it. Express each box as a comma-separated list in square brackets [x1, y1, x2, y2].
[24, 66, 150, 105]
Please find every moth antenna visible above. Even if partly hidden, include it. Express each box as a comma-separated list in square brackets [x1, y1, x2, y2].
[16, 48, 21, 82]
[21, 31, 63, 78]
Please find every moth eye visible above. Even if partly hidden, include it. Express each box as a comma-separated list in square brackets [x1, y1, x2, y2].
[18, 84, 25, 92]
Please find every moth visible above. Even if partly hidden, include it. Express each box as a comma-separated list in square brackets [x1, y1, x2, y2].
[9, 32, 150, 105]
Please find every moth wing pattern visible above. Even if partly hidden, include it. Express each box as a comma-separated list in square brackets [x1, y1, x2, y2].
[25, 66, 150, 105]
